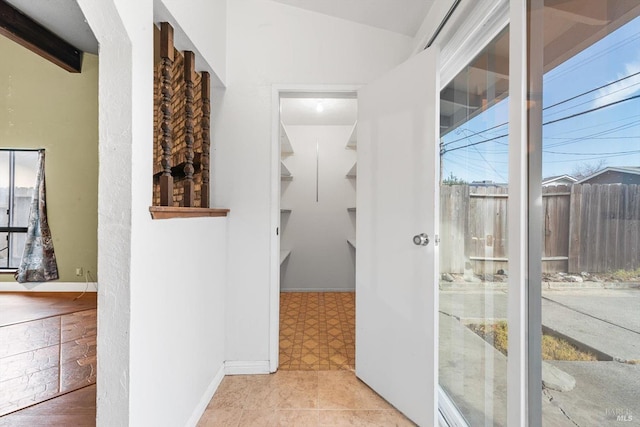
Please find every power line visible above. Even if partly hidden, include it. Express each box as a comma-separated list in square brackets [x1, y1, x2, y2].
[442, 94, 640, 154]
[544, 149, 640, 156]
[543, 94, 640, 126]
[545, 151, 640, 163]
[545, 31, 640, 83]
[473, 145, 507, 181]
[546, 136, 639, 140]
[443, 133, 508, 153]
[443, 122, 508, 147]
[545, 119, 640, 148]
[442, 70, 640, 148]
[543, 71, 640, 111]
[543, 81, 640, 119]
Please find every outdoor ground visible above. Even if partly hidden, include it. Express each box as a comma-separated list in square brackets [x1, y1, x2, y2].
[439, 280, 640, 426]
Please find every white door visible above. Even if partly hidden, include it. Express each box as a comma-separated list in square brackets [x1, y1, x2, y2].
[356, 46, 440, 426]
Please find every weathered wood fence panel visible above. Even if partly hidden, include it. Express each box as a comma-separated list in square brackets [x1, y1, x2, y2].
[467, 186, 508, 274]
[439, 185, 468, 273]
[542, 185, 570, 273]
[568, 184, 640, 273]
[440, 183, 639, 274]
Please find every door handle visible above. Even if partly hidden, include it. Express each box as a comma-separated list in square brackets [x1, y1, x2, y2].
[413, 233, 429, 246]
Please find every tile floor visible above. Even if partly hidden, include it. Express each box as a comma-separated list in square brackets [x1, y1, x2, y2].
[198, 292, 415, 426]
[279, 292, 355, 371]
[197, 371, 415, 427]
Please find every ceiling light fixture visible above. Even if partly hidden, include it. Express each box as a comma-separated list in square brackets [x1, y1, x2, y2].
[316, 102, 324, 113]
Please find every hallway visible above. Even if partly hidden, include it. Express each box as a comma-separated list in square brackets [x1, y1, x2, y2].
[197, 369, 414, 426]
[279, 292, 355, 371]
[198, 291, 414, 426]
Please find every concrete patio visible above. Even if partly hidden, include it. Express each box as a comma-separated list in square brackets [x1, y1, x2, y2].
[439, 286, 640, 426]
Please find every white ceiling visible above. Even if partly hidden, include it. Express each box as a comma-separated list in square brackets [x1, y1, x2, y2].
[3, 0, 433, 60]
[5, 0, 98, 54]
[281, 98, 357, 126]
[271, 0, 433, 37]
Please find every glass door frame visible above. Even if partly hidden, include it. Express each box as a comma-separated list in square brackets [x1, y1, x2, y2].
[435, 0, 541, 425]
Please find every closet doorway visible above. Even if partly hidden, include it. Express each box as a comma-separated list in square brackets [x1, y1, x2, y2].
[271, 88, 358, 372]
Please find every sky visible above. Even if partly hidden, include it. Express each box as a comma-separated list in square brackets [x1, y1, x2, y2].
[440, 13, 640, 183]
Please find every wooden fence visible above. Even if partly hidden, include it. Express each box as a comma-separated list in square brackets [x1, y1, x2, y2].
[440, 184, 640, 274]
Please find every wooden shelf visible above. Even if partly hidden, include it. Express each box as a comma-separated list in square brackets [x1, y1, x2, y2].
[347, 238, 356, 249]
[346, 121, 357, 149]
[280, 249, 291, 265]
[149, 206, 229, 220]
[346, 162, 357, 178]
[280, 122, 294, 154]
[347, 207, 356, 212]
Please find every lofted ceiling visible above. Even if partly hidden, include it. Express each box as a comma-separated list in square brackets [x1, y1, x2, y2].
[270, 0, 434, 37]
[2, 0, 433, 60]
[4, 0, 97, 54]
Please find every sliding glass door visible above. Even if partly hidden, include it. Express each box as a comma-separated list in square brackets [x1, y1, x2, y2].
[439, 23, 510, 427]
[438, 0, 640, 425]
[528, 1, 640, 425]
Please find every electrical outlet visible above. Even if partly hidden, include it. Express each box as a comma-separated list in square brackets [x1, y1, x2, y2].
[75, 267, 83, 277]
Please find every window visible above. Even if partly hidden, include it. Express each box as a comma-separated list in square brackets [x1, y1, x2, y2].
[0, 149, 39, 270]
[439, 25, 510, 426]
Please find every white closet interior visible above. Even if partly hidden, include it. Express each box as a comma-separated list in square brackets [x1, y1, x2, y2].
[279, 97, 357, 292]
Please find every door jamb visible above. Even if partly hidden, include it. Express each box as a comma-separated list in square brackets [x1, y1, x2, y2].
[269, 84, 360, 372]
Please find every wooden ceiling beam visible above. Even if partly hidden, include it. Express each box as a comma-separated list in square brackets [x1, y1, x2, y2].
[0, 0, 82, 73]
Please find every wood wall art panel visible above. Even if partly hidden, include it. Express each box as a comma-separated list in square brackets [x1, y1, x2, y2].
[152, 22, 212, 210]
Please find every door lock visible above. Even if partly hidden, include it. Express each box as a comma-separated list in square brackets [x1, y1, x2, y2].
[413, 233, 429, 246]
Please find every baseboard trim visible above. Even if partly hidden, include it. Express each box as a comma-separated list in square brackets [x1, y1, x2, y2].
[0, 282, 98, 292]
[224, 360, 270, 375]
[280, 288, 355, 292]
[187, 363, 224, 427]
[186, 363, 225, 427]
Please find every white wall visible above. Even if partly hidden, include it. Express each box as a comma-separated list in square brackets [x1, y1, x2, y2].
[77, 0, 228, 425]
[281, 125, 356, 292]
[215, 0, 413, 365]
[155, 0, 227, 86]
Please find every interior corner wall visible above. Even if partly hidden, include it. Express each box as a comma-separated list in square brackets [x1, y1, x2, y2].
[0, 36, 98, 283]
[215, 0, 413, 363]
[280, 125, 356, 292]
[77, 0, 227, 426]
[159, 0, 227, 85]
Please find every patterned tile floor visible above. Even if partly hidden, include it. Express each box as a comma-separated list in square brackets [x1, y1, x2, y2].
[279, 292, 355, 371]
[197, 371, 415, 427]
[199, 291, 416, 426]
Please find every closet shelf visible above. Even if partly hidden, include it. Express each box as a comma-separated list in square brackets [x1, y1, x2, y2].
[346, 162, 357, 178]
[347, 207, 356, 212]
[346, 121, 357, 149]
[280, 249, 291, 265]
[347, 238, 356, 249]
[281, 160, 293, 180]
[280, 122, 294, 154]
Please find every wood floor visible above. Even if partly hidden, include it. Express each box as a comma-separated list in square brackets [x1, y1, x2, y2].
[0, 292, 97, 327]
[279, 292, 355, 371]
[0, 292, 97, 424]
[0, 385, 96, 427]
